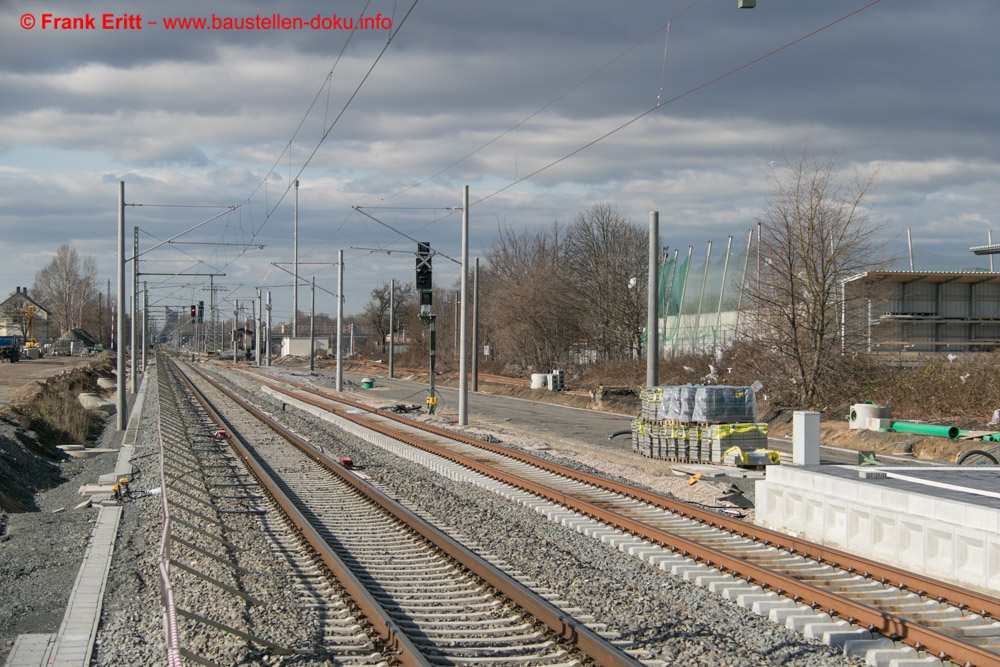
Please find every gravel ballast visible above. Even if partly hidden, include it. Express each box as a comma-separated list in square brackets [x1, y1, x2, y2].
[2, 361, 862, 666]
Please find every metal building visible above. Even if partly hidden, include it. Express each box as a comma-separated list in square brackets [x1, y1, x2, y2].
[842, 270, 1000, 353]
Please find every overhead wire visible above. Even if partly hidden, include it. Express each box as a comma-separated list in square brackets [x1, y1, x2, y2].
[147, 0, 420, 303]
[245, 1, 420, 238]
[351, 0, 885, 255]
[360, 0, 704, 209]
[459, 0, 887, 214]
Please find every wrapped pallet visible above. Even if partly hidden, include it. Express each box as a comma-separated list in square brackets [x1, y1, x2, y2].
[692, 386, 758, 424]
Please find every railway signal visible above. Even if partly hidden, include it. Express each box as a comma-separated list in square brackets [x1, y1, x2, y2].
[416, 241, 437, 414]
[416, 241, 433, 311]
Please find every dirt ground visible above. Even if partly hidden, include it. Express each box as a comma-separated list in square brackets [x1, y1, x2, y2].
[0, 355, 103, 404]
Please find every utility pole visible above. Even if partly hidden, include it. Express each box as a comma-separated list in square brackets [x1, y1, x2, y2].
[309, 276, 315, 372]
[472, 258, 479, 392]
[116, 181, 126, 430]
[209, 275, 215, 354]
[646, 211, 659, 388]
[336, 250, 343, 391]
[142, 281, 147, 372]
[388, 278, 395, 379]
[265, 291, 272, 366]
[292, 179, 299, 337]
[458, 185, 469, 425]
[131, 226, 138, 394]
[255, 289, 261, 366]
[233, 301, 238, 363]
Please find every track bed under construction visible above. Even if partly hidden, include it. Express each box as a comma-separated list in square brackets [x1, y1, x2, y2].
[221, 362, 1000, 667]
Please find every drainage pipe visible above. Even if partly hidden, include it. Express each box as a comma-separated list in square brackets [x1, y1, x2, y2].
[891, 421, 960, 439]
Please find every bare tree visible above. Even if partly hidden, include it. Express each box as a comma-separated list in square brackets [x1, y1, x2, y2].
[564, 203, 648, 362]
[0, 297, 30, 339]
[748, 146, 883, 405]
[31, 245, 100, 337]
[362, 281, 414, 353]
[480, 222, 578, 371]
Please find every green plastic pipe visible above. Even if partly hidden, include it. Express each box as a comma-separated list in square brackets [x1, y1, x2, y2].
[891, 421, 959, 439]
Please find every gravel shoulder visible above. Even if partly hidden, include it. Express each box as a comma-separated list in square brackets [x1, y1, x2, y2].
[0, 421, 124, 663]
[0, 358, 858, 665]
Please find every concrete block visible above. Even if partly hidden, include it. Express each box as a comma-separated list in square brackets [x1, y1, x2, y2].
[875, 656, 941, 667]
[78, 392, 116, 416]
[727, 585, 765, 603]
[792, 411, 820, 465]
[684, 567, 719, 582]
[821, 625, 873, 649]
[786, 611, 832, 632]
[627, 545, 661, 558]
[750, 597, 794, 616]
[768, 604, 811, 624]
[842, 636, 895, 658]
[865, 646, 917, 667]
[645, 553, 688, 569]
[802, 619, 850, 640]
[866, 417, 892, 431]
[671, 563, 707, 578]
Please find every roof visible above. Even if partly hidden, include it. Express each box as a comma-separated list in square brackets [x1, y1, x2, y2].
[58, 328, 99, 345]
[843, 270, 1000, 287]
[0, 290, 48, 313]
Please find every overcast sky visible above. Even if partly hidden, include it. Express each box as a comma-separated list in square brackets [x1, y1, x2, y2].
[1, 0, 997, 327]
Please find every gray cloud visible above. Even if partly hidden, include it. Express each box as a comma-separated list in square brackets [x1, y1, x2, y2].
[0, 0, 997, 320]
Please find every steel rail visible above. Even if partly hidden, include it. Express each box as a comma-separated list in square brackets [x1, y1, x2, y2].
[168, 358, 429, 667]
[235, 366, 1000, 667]
[174, 358, 643, 667]
[261, 369, 1000, 618]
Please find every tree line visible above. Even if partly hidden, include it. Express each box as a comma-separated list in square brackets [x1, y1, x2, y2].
[22, 146, 881, 408]
[363, 146, 883, 407]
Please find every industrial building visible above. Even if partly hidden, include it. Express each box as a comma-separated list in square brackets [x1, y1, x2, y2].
[842, 270, 1000, 353]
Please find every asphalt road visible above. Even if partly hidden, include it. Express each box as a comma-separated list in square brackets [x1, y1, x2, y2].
[284, 365, 942, 468]
[315, 368, 637, 450]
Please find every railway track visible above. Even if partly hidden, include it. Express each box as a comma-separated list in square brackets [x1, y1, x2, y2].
[164, 356, 651, 666]
[221, 362, 1000, 667]
[154, 354, 388, 665]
